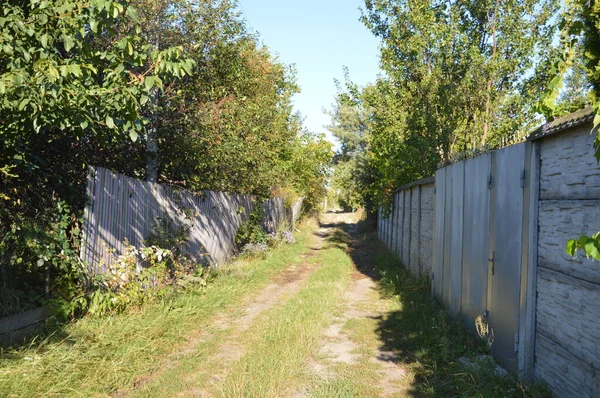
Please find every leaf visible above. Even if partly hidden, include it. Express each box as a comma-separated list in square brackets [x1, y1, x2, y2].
[90, 19, 99, 33]
[126, 6, 139, 23]
[144, 76, 154, 90]
[129, 130, 138, 142]
[594, 113, 600, 128]
[63, 35, 75, 52]
[41, 34, 49, 48]
[584, 240, 600, 260]
[566, 239, 577, 257]
[18, 99, 30, 111]
[140, 94, 149, 105]
[69, 64, 82, 77]
[106, 115, 116, 129]
[577, 235, 591, 247]
[80, 120, 89, 129]
[13, 73, 24, 85]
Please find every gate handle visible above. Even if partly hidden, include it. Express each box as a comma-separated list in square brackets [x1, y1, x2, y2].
[489, 251, 495, 275]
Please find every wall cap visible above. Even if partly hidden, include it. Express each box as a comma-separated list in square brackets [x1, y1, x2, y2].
[528, 106, 595, 141]
[393, 176, 435, 194]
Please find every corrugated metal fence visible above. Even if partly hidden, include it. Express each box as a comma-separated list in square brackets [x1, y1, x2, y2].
[80, 166, 301, 273]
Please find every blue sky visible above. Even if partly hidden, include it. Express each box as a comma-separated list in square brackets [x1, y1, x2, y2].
[236, 0, 381, 146]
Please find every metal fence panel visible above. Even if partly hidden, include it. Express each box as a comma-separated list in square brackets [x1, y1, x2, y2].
[396, 190, 404, 257]
[433, 167, 446, 301]
[394, 191, 401, 256]
[442, 164, 454, 308]
[400, 189, 411, 269]
[489, 143, 526, 373]
[80, 167, 298, 272]
[448, 162, 465, 315]
[461, 153, 492, 334]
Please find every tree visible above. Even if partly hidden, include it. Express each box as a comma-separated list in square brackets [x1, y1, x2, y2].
[355, 0, 557, 208]
[0, 0, 190, 316]
[563, 0, 600, 261]
[327, 73, 377, 214]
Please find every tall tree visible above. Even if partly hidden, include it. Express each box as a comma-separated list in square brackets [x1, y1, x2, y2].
[327, 74, 376, 213]
[354, 0, 557, 207]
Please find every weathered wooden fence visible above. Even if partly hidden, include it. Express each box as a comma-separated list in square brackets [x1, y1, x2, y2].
[80, 167, 301, 273]
[377, 107, 600, 397]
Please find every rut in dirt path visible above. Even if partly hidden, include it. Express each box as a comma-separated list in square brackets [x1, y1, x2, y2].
[303, 213, 409, 397]
[180, 221, 342, 397]
[118, 223, 335, 398]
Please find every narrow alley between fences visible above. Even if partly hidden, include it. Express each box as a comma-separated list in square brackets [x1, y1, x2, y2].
[1, 212, 541, 397]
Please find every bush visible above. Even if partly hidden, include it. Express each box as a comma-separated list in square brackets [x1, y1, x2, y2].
[0, 200, 86, 318]
[235, 203, 268, 248]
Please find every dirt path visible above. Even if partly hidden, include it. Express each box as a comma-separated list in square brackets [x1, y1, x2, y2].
[299, 212, 409, 397]
[133, 212, 409, 397]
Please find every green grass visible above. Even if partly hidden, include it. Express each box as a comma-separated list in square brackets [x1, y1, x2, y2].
[214, 246, 353, 397]
[0, 222, 316, 398]
[131, 219, 355, 397]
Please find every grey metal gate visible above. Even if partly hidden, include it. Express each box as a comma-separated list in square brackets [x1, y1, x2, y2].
[461, 153, 492, 336]
[433, 142, 529, 374]
[488, 143, 526, 372]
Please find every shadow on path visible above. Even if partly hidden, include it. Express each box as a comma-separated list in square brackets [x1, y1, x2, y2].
[317, 214, 536, 398]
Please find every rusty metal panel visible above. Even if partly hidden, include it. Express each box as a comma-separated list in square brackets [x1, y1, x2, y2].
[433, 167, 446, 301]
[489, 143, 526, 373]
[461, 153, 492, 334]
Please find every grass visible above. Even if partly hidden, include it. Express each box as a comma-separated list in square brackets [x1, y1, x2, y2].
[215, 246, 353, 397]
[135, 220, 355, 397]
[0, 220, 317, 397]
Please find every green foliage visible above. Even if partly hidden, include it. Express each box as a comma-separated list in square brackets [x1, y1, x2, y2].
[327, 73, 377, 213]
[328, 0, 558, 210]
[560, 0, 600, 261]
[0, 200, 85, 317]
[235, 203, 268, 248]
[567, 233, 600, 261]
[0, 0, 192, 313]
[1, 0, 330, 316]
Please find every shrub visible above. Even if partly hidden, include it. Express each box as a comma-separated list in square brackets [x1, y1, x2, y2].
[235, 203, 268, 248]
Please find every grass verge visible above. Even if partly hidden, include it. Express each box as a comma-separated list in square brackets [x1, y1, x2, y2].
[0, 221, 316, 397]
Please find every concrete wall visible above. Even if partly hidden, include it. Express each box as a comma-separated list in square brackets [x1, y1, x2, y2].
[378, 178, 435, 276]
[534, 126, 600, 397]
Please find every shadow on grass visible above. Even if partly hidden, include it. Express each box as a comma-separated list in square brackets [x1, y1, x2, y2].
[319, 214, 551, 398]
